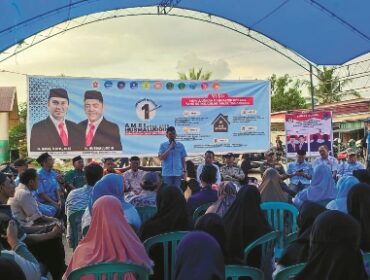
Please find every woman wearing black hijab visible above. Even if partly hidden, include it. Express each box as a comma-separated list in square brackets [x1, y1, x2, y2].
[0, 256, 26, 280]
[277, 202, 326, 269]
[295, 210, 367, 280]
[139, 186, 191, 280]
[347, 183, 370, 252]
[195, 213, 227, 258]
[223, 185, 271, 268]
[175, 231, 224, 280]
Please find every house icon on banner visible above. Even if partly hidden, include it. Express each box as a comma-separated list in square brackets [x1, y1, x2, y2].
[212, 113, 230, 132]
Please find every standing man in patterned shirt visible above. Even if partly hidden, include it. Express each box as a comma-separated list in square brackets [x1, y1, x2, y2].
[158, 126, 187, 188]
[220, 153, 245, 186]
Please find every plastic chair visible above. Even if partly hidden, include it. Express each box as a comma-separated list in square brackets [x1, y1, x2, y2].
[68, 209, 85, 250]
[260, 202, 298, 258]
[273, 263, 306, 280]
[192, 202, 213, 222]
[136, 206, 157, 223]
[285, 231, 298, 246]
[143, 231, 189, 280]
[225, 265, 264, 280]
[68, 262, 150, 280]
[244, 231, 279, 273]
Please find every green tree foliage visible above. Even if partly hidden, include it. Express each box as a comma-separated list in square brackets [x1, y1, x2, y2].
[308, 66, 360, 105]
[270, 74, 307, 112]
[178, 67, 212, 80]
[9, 102, 27, 157]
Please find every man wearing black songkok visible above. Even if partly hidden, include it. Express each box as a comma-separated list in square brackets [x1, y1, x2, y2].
[30, 88, 83, 151]
[78, 90, 122, 151]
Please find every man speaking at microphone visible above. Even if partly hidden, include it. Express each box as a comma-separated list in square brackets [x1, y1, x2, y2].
[158, 126, 187, 188]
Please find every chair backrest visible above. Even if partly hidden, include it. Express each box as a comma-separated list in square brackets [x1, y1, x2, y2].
[260, 202, 298, 258]
[285, 231, 298, 246]
[192, 202, 213, 222]
[244, 231, 279, 272]
[273, 263, 306, 280]
[225, 265, 264, 280]
[136, 206, 157, 223]
[68, 209, 85, 250]
[68, 262, 150, 280]
[363, 252, 370, 274]
[143, 231, 189, 280]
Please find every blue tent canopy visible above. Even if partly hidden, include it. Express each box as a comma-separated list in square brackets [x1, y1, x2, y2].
[0, 0, 369, 65]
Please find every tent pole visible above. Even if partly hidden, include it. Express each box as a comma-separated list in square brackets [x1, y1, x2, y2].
[310, 64, 315, 111]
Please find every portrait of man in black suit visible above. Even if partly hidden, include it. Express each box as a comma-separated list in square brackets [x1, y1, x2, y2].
[287, 135, 298, 153]
[297, 135, 308, 152]
[30, 88, 82, 151]
[79, 90, 122, 151]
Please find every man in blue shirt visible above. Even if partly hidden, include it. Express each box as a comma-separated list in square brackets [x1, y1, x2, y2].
[158, 126, 187, 188]
[286, 149, 313, 193]
[36, 153, 61, 216]
[338, 149, 365, 178]
[13, 159, 28, 187]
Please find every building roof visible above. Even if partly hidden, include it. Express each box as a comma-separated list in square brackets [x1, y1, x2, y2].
[271, 98, 370, 123]
[0, 87, 16, 112]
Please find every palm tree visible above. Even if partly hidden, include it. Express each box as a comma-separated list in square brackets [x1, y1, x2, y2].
[178, 67, 212, 80]
[308, 66, 360, 105]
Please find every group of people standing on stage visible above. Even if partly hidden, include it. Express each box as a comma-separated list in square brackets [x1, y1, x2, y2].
[30, 88, 122, 152]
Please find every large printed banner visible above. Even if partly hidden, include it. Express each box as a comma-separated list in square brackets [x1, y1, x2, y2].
[285, 111, 333, 158]
[28, 76, 270, 158]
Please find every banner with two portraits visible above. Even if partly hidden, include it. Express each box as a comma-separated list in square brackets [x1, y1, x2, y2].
[27, 76, 270, 158]
[285, 111, 333, 158]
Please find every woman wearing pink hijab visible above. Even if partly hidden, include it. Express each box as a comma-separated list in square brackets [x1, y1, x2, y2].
[63, 195, 153, 280]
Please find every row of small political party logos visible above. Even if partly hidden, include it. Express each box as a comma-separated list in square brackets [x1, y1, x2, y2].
[28, 76, 270, 158]
[96, 80, 221, 91]
[285, 111, 333, 158]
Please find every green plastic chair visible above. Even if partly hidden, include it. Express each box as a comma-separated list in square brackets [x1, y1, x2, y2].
[285, 231, 298, 246]
[363, 252, 370, 275]
[136, 206, 157, 223]
[68, 209, 85, 250]
[68, 262, 150, 280]
[143, 231, 189, 280]
[260, 202, 298, 258]
[225, 265, 264, 280]
[244, 231, 279, 273]
[273, 263, 306, 280]
[192, 202, 213, 222]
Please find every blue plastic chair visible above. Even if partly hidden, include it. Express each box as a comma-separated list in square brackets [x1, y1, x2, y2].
[225, 265, 264, 280]
[192, 202, 214, 223]
[273, 263, 306, 280]
[260, 202, 298, 258]
[244, 230, 279, 273]
[68, 209, 85, 250]
[285, 231, 298, 246]
[68, 262, 150, 280]
[136, 206, 157, 223]
[143, 231, 189, 280]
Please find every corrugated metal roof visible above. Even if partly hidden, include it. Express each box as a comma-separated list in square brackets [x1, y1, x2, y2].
[0, 87, 16, 112]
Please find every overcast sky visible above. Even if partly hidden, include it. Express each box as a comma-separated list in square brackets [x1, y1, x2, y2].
[0, 15, 368, 103]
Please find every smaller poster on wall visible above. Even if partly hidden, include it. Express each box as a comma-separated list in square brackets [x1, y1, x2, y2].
[285, 111, 333, 158]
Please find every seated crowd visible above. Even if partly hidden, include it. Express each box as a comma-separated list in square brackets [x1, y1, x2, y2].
[0, 147, 369, 280]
